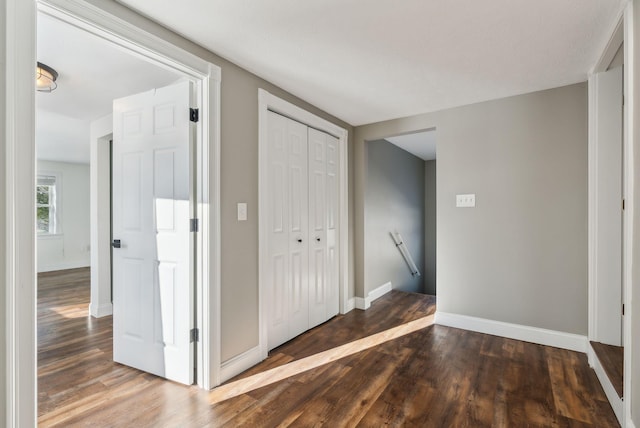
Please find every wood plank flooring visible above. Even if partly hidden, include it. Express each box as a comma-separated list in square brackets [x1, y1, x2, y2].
[590, 341, 624, 398]
[38, 269, 619, 427]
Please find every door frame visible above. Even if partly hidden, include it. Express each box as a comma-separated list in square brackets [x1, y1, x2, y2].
[5, 0, 222, 424]
[257, 89, 350, 363]
[587, 2, 634, 426]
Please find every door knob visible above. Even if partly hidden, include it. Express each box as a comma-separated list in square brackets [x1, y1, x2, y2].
[112, 239, 122, 249]
[297, 238, 302, 243]
[316, 237, 321, 242]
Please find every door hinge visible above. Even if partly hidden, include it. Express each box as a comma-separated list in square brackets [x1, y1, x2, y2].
[190, 328, 199, 343]
[622, 304, 625, 316]
[190, 108, 199, 123]
[623, 199, 625, 210]
[190, 218, 199, 232]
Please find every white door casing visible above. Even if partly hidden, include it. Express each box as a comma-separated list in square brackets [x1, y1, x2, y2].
[112, 80, 195, 385]
[593, 66, 623, 346]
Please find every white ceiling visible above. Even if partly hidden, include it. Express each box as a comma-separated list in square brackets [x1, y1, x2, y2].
[36, 13, 181, 163]
[386, 131, 436, 161]
[117, 0, 623, 126]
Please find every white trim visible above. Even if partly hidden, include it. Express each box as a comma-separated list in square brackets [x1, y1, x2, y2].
[258, 89, 350, 361]
[88, 302, 113, 318]
[587, 345, 624, 425]
[587, 74, 598, 344]
[219, 345, 262, 384]
[435, 312, 588, 353]
[37, 0, 220, 82]
[345, 298, 356, 312]
[355, 281, 392, 310]
[5, 0, 37, 424]
[592, 15, 625, 74]
[622, 2, 634, 425]
[37, 261, 89, 273]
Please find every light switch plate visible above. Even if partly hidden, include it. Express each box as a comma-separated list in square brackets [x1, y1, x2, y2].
[456, 194, 476, 208]
[237, 203, 247, 221]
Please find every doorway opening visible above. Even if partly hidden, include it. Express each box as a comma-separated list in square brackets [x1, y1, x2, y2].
[363, 129, 437, 298]
[587, 13, 631, 425]
[35, 3, 220, 422]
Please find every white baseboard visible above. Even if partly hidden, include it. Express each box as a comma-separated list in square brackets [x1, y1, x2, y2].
[355, 282, 392, 310]
[435, 312, 588, 353]
[587, 345, 623, 425]
[219, 345, 263, 383]
[343, 298, 355, 313]
[89, 302, 113, 318]
[38, 261, 90, 273]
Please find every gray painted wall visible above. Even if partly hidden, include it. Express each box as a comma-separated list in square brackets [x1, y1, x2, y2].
[424, 160, 436, 295]
[366, 139, 425, 293]
[82, 0, 355, 363]
[355, 82, 588, 335]
[633, 1, 640, 422]
[0, 0, 6, 421]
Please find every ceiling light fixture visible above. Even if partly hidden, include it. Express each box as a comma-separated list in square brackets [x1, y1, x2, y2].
[36, 62, 58, 92]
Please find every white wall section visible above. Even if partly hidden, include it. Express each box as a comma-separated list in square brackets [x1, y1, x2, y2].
[37, 161, 90, 273]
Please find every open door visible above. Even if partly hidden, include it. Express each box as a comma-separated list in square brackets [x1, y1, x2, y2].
[112, 80, 195, 385]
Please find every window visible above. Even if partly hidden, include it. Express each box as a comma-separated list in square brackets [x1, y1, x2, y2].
[37, 174, 60, 235]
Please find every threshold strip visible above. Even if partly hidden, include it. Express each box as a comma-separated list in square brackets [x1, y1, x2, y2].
[208, 314, 435, 404]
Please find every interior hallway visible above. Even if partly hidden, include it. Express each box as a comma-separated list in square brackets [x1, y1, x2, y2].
[38, 269, 618, 427]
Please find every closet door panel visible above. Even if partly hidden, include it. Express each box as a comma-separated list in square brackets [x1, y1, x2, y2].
[267, 112, 291, 349]
[266, 113, 340, 350]
[286, 118, 310, 340]
[325, 134, 340, 318]
[308, 129, 328, 328]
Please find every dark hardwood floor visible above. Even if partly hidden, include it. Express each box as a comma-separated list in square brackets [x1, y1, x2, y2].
[38, 269, 619, 427]
[590, 341, 624, 398]
[232, 290, 436, 381]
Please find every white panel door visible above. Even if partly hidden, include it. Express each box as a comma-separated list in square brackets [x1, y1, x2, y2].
[308, 128, 328, 327]
[324, 133, 340, 318]
[112, 80, 194, 384]
[267, 111, 309, 350]
[595, 66, 623, 346]
[308, 128, 340, 327]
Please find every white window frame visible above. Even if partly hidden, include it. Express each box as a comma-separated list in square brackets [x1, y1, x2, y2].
[36, 172, 62, 236]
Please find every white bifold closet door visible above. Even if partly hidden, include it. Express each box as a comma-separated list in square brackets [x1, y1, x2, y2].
[267, 111, 339, 350]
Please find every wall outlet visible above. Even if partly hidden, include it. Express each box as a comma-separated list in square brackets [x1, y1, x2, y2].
[237, 203, 247, 221]
[456, 194, 476, 208]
